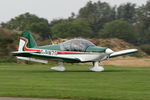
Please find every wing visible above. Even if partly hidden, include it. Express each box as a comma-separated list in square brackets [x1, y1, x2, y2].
[12, 51, 81, 63]
[110, 49, 138, 58]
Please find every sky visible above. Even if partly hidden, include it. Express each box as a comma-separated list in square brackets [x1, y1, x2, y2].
[0, 0, 148, 23]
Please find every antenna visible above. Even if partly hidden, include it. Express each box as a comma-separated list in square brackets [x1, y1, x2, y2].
[48, 35, 54, 45]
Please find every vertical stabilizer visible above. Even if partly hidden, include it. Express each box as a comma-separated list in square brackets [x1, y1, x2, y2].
[18, 31, 38, 51]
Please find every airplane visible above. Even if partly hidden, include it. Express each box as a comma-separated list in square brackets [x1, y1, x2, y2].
[13, 31, 138, 72]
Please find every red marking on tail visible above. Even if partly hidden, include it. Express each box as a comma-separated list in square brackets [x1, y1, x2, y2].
[20, 37, 40, 52]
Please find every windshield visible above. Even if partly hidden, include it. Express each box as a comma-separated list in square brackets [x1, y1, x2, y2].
[60, 39, 95, 51]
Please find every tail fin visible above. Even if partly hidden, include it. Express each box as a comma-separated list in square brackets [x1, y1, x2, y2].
[18, 31, 38, 51]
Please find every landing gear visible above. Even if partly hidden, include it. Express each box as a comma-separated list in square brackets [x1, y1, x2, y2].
[51, 61, 103, 72]
[90, 61, 104, 72]
[51, 61, 66, 72]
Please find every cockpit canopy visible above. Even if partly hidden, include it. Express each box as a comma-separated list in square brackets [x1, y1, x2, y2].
[60, 39, 95, 51]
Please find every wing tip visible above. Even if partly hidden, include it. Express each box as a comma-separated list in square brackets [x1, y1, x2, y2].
[110, 49, 138, 58]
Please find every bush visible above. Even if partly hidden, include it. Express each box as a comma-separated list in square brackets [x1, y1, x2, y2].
[0, 56, 16, 63]
[140, 45, 150, 55]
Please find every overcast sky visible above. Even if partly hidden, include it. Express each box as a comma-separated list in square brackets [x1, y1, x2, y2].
[0, 0, 148, 23]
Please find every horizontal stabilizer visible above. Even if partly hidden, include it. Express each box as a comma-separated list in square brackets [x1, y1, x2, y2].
[12, 51, 38, 57]
[17, 57, 48, 64]
[110, 49, 138, 58]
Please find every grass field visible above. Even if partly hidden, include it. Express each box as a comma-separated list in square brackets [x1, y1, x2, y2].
[0, 63, 150, 100]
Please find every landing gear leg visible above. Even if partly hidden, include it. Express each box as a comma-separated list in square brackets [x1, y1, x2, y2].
[90, 61, 104, 72]
[51, 61, 66, 72]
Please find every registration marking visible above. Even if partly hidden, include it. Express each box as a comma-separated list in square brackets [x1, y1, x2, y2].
[40, 50, 57, 55]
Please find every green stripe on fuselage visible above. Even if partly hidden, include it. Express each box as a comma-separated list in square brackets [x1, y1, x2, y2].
[35, 44, 106, 53]
[37, 44, 61, 50]
[85, 46, 107, 53]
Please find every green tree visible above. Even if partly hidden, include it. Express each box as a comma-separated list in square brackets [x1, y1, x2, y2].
[51, 19, 93, 38]
[29, 22, 51, 39]
[78, 1, 116, 34]
[1, 13, 50, 39]
[99, 20, 135, 43]
[135, 0, 150, 45]
[117, 3, 136, 24]
[50, 19, 65, 27]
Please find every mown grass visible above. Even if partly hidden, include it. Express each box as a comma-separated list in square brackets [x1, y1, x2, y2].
[0, 63, 150, 100]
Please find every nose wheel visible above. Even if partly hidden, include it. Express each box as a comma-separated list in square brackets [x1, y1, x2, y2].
[90, 61, 104, 72]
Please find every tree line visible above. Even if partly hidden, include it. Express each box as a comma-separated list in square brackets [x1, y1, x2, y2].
[1, 0, 150, 54]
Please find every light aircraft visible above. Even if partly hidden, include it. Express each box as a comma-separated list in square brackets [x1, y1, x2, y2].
[13, 31, 138, 72]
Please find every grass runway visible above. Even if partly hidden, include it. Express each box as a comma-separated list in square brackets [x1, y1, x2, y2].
[0, 63, 150, 100]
